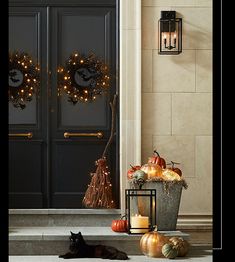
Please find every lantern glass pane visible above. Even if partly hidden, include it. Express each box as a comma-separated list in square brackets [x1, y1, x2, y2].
[159, 18, 182, 54]
[125, 189, 156, 234]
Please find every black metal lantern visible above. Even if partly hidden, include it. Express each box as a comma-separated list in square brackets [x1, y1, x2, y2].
[158, 11, 182, 54]
[125, 189, 156, 234]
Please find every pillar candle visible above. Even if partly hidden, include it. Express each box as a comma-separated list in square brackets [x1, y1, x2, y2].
[130, 214, 149, 233]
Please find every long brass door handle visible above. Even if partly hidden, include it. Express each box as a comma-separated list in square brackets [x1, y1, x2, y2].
[64, 132, 103, 139]
[9, 132, 33, 139]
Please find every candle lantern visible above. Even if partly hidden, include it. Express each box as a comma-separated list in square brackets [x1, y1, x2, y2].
[158, 11, 182, 55]
[125, 188, 156, 234]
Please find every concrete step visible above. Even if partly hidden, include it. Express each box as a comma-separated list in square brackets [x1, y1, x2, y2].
[9, 251, 213, 262]
[9, 226, 190, 255]
[9, 209, 121, 227]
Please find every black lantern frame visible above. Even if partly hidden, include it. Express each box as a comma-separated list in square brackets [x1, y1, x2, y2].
[158, 11, 182, 55]
[125, 189, 156, 234]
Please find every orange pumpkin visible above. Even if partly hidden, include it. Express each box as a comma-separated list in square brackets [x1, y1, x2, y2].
[140, 226, 169, 257]
[167, 161, 182, 177]
[141, 163, 162, 179]
[148, 151, 166, 169]
[127, 165, 141, 180]
[111, 215, 128, 232]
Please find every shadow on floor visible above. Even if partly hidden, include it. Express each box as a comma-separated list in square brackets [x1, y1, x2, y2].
[174, 249, 212, 259]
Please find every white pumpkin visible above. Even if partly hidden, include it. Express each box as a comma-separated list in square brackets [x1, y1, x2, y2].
[161, 169, 181, 181]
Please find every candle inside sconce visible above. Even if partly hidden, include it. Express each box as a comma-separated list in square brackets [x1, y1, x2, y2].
[163, 34, 167, 47]
[173, 33, 177, 47]
[130, 214, 149, 233]
[162, 32, 177, 49]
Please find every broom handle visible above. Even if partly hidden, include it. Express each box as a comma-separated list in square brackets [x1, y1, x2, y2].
[102, 94, 118, 158]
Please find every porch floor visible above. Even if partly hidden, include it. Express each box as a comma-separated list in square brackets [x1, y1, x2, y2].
[9, 251, 213, 262]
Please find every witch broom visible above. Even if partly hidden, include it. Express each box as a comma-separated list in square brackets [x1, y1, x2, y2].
[82, 94, 117, 208]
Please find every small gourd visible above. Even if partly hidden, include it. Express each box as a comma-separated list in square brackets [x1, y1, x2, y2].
[162, 243, 178, 259]
[133, 170, 147, 180]
[169, 237, 190, 257]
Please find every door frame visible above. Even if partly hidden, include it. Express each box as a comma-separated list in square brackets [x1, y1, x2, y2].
[119, 0, 141, 212]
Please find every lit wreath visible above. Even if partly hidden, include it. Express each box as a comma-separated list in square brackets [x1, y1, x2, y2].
[58, 52, 110, 104]
[9, 51, 40, 109]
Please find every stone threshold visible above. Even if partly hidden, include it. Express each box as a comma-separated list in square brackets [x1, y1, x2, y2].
[9, 226, 190, 241]
[9, 209, 121, 215]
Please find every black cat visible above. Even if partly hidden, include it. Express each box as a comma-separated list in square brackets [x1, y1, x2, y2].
[59, 231, 129, 260]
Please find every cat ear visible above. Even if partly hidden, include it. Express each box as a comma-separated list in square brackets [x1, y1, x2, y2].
[78, 232, 81, 235]
[70, 231, 74, 235]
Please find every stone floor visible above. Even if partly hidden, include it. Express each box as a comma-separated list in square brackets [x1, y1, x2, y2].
[9, 250, 213, 262]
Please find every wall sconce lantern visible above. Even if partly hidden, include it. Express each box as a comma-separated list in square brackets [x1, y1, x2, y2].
[125, 188, 156, 234]
[158, 11, 182, 55]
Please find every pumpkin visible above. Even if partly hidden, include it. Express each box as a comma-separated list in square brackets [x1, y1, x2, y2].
[161, 169, 181, 181]
[111, 215, 128, 232]
[140, 163, 162, 179]
[167, 161, 182, 177]
[148, 150, 166, 169]
[140, 226, 169, 257]
[133, 170, 147, 180]
[169, 237, 190, 257]
[127, 165, 141, 180]
[162, 243, 178, 259]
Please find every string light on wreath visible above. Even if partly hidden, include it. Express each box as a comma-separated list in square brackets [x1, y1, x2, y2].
[9, 51, 40, 109]
[58, 52, 110, 104]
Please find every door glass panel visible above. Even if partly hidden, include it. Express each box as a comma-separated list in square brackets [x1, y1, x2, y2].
[59, 12, 109, 128]
[9, 15, 38, 125]
[9, 16, 38, 55]
[61, 15, 105, 59]
[9, 97, 37, 125]
[61, 94, 107, 127]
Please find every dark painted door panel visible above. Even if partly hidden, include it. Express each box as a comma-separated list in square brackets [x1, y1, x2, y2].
[51, 141, 106, 208]
[9, 140, 44, 208]
[9, 1, 118, 208]
[9, 7, 48, 208]
[50, 6, 117, 208]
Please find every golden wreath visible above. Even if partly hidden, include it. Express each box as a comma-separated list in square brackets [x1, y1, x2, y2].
[58, 52, 110, 104]
[9, 51, 40, 109]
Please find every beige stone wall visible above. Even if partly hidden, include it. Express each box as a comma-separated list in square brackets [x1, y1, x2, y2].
[141, 0, 212, 215]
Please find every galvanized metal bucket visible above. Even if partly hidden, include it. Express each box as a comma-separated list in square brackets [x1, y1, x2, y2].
[133, 181, 183, 231]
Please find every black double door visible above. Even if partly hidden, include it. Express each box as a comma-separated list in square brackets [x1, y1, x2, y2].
[9, 1, 119, 208]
